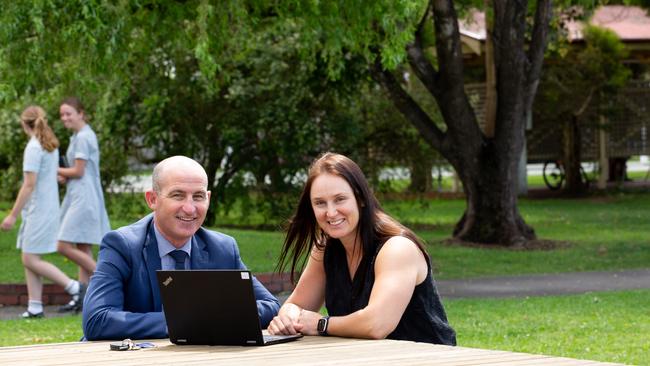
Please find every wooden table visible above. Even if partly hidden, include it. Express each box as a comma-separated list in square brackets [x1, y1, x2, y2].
[0, 336, 622, 365]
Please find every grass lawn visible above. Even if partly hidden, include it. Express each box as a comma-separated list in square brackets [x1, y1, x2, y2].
[2, 290, 648, 365]
[1, 191, 649, 281]
[1, 189, 649, 362]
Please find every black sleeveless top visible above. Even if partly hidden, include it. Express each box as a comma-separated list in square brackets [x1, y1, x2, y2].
[324, 240, 456, 345]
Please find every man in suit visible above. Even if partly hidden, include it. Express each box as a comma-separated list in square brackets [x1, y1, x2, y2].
[82, 156, 280, 340]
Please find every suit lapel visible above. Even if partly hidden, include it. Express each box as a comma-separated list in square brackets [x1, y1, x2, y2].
[143, 221, 163, 310]
[190, 233, 210, 269]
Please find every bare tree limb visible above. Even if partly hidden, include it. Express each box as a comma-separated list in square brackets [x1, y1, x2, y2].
[370, 57, 445, 152]
[405, 40, 441, 98]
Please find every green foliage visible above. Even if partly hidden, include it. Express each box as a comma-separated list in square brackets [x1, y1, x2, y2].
[105, 192, 150, 224]
[0, 0, 641, 233]
[267, 1, 428, 74]
[580, 25, 631, 92]
[535, 23, 631, 129]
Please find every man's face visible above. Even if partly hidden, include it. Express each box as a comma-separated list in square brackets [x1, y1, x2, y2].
[145, 168, 210, 248]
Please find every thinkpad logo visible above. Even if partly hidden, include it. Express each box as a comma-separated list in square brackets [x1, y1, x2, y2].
[162, 276, 173, 286]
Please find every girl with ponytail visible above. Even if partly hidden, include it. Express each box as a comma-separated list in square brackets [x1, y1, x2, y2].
[1, 106, 85, 318]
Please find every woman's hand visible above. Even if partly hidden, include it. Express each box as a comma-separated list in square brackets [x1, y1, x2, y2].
[268, 302, 304, 335]
[1, 215, 16, 231]
[268, 313, 304, 335]
[57, 174, 67, 184]
[296, 309, 322, 336]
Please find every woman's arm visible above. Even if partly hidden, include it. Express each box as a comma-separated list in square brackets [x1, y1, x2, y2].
[1, 172, 37, 230]
[300, 236, 429, 338]
[58, 158, 86, 179]
[267, 247, 327, 335]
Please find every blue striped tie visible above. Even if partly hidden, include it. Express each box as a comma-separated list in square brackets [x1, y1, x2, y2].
[169, 250, 188, 270]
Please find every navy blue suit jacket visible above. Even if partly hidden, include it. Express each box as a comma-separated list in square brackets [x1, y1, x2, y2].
[82, 214, 280, 340]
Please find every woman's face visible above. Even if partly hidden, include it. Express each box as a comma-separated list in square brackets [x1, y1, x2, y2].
[310, 173, 360, 247]
[59, 104, 84, 131]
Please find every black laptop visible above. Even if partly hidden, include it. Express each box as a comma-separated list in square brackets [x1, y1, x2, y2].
[156, 269, 302, 346]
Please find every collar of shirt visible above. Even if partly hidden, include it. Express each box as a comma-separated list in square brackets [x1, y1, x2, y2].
[153, 223, 192, 270]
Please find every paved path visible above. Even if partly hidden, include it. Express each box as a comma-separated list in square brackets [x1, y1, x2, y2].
[436, 269, 650, 299]
[2, 269, 649, 320]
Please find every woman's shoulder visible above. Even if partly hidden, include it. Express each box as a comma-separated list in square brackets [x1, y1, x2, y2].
[376, 236, 429, 280]
[382, 235, 419, 248]
[378, 236, 424, 259]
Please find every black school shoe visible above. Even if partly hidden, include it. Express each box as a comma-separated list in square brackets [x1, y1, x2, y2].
[57, 283, 87, 313]
[21, 311, 44, 319]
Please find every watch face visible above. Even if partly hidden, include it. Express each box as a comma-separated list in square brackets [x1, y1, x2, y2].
[317, 317, 328, 334]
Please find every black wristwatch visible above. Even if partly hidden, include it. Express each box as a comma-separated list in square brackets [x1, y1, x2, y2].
[317, 316, 330, 336]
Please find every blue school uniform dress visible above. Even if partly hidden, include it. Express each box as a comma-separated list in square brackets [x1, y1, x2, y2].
[17, 137, 60, 254]
[58, 124, 110, 244]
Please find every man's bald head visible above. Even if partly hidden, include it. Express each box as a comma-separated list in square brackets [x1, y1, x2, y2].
[146, 156, 211, 247]
[152, 156, 208, 194]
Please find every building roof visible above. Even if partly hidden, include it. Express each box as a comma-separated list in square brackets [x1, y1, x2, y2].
[567, 5, 650, 42]
[459, 5, 650, 42]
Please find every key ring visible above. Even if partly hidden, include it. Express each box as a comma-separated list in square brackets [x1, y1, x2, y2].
[110, 338, 156, 351]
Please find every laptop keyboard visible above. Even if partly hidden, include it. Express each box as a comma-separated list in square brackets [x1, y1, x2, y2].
[263, 334, 294, 343]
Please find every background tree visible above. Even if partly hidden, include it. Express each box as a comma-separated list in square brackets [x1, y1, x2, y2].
[0, 1, 371, 225]
[536, 25, 631, 195]
[4, 0, 635, 246]
[258, 1, 554, 246]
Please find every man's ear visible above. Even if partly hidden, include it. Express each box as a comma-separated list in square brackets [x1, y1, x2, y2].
[145, 190, 157, 210]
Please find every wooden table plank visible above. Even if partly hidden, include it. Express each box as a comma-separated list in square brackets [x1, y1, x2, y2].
[0, 337, 622, 366]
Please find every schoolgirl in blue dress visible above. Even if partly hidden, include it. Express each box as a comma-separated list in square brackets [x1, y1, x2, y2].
[1, 106, 84, 318]
[56, 97, 110, 312]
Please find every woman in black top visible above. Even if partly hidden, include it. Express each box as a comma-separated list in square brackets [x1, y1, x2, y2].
[268, 152, 455, 345]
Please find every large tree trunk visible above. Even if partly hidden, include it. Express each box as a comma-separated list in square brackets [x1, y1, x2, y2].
[372, 0, 550, 246]
[452, 141, 535, 246]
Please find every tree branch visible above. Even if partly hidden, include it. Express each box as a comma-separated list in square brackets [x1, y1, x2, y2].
[525, 0, 553, 112]
[415, 0, 434, 36]
[427, 0, 484, 148]
[574, 87, 594, 118]
[431, 0, 465, 92]
[370, 57, 445, 152]
[406, 0, 441, 97]
[405, 41, 441, 98]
